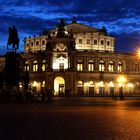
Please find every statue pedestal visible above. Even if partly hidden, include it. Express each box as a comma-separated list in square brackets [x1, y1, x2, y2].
[5, 52, 20, 89]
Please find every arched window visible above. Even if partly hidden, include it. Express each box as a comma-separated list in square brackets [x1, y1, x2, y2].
[77, 81, 83, 85]
[86, 39, 90, 44]
[33, 60, 38, 72]
[108, 61, 114, 72]
[118, 62, 123, 72]
[77, 60, 83, 71]
[79, 39, 82, 44]
[42, 80, 45, 87]
[99, 60, 105, 71]
[42, 60, 47, 71]
[94, 40, 97, 45]
[101, 40, 104, 45]
[88, 60, 94, 71]
[89, 81, 94, 85]
[25, 61, 29, 71]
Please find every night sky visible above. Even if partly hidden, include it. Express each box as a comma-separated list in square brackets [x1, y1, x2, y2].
[0, 0, 140, 55]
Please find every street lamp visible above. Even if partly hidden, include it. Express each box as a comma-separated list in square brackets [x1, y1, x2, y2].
[117, 76, 126, 100]
[137, 49, 140, 58]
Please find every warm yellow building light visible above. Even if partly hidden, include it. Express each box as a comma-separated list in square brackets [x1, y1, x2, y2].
[84, 82, 89, 87]
[98, 81, 105, 87]
[109, 81, 114, 87]
[117, 76, 126, 87]
[117, 76, 126, 83]
[128, 83, 134, 88]
[33, 81, 38, 87]
[137, 49, 140, 58]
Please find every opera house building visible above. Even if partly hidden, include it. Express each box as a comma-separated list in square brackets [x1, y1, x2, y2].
[1, 19, 140, 97]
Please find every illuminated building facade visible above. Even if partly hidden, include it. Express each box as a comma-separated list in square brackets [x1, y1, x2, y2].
[21, 19, 140, 96]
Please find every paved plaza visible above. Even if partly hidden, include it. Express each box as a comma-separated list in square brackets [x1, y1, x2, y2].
[0, 97, 140, 140]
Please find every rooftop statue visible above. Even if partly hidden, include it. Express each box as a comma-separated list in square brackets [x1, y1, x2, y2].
[56, 19, 67, 38]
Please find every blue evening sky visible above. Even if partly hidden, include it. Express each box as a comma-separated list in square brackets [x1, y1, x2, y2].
[0, 0, 140, 55]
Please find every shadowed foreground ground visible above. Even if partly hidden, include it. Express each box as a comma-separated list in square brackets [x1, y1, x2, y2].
[0, 97, 140, 140]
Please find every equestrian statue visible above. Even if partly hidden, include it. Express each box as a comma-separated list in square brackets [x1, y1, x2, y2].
[7, 26, 19, 53]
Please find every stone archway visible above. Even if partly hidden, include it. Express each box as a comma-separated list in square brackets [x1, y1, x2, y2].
[54, 77, 65, 96]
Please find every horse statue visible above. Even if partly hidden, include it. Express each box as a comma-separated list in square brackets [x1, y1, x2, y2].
[7, 26, 19, 53]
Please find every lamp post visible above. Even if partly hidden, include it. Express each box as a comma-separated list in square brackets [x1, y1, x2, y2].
[117, 76, 126, 100]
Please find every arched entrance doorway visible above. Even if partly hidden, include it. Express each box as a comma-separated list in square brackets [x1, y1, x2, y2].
[54, 77, 65, 96]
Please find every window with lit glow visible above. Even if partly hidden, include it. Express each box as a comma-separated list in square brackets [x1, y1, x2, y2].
[31, 42, 34, 46]
[101, 40, 104, 45]
[89, 81, 94, 85]
[42, 40, 45, 45]
[86, 39, 90, 44]
[77, 60, 83, 71]
[79, 39, 82, 44]
[94, 40, 97, 45]
[25, 61, 29, 71]
[36, 41, 39, 46]
[99, 60, 105, 71]
[42, 60, 46, 71]
[107, 41, 110, 46]
[108, 61, 114, 72]
[26, 42, 29, 47]
[42, 81, 45, 87]
[33, 60, 38, 72]
[118, 62, 123, 72]
[77, 81, 83, 85]
[88, 60, 94, 71]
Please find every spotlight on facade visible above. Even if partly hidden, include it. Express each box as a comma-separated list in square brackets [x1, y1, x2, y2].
[137, 49, 140, 58]
[117, 76, 126, 86]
